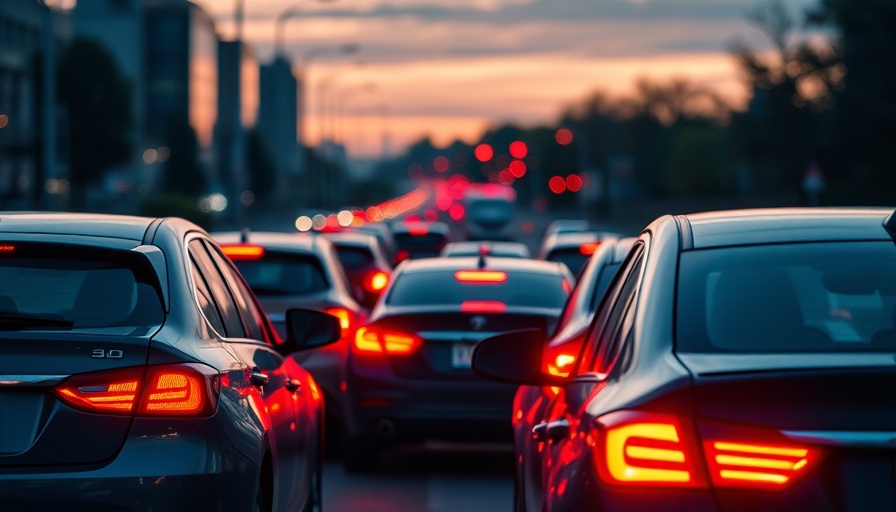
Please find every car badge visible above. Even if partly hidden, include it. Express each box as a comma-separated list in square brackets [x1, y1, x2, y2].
[470, 315, 487, 331]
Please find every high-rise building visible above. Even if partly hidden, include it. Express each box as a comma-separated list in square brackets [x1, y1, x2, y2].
[258, 56, 302, 209]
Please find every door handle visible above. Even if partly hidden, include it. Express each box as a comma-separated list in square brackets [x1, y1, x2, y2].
[285, 379, 302, 393]
[533, 419, 570, 442]
[250, 368, 269, 388]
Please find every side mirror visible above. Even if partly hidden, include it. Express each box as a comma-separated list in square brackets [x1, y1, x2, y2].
[471, 328, 565, 386]
[276, 308, 341, 355]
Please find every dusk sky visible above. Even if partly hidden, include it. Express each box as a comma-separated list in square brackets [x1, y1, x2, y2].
[193, 0, 817, 157]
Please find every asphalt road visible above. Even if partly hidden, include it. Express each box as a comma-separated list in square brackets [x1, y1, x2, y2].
[323, 441, 515, 512]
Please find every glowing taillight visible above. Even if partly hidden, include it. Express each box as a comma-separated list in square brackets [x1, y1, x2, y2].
[704, 441, 818, 488]
[461, 301, 507, 313]
[56, 367, 142, 414]
[56, 364, 219, 417]
[596, 412, 706, 488]
[455, 270, 508, 283]
[544, 338, 582, 377]
[547, 352, 576, 377]
[354, 326, 422, 355]
[326, 307, 354, 333]
[365, 271, 390, 292]
[408, 225, 429, 236]
[580, 242, 600, 255]
[221, 244, 265, 260]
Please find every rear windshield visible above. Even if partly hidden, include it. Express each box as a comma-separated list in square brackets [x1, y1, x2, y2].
[547, 249, 589, 277]
[386, 269, 569, 309]
[394, 233, 448, 259]
[334, 245, 375, 270]
[677, 241, 896, 353]
[0, 243, 164, 332]
[232, 251, 329, 296]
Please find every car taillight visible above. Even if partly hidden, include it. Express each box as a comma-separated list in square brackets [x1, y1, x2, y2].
[704, 441, 818, 489]
[220, 244, 265, 260]
[354, 326, 422, 355]
[595, 411, 821, 490]
[56, 364, 219, 417]
[597, 412, 706, 487]
[365, 271, 390, 293]
[325, 307, 355, 334]
[580, 242, 601, 255]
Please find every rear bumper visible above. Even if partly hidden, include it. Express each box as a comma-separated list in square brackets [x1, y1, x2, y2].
[344, 359, 517, 442]
[0, 417, 259, 512]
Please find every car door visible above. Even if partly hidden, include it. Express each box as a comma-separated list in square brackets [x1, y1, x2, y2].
[532, 242, 646, 512]
[188, 238, 309, 510]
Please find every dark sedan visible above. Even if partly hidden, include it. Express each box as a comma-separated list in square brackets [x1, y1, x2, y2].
[213, 231, 366, 444]
[475, 207, 896, 512]
[512, 236, 635, 512]
[0, 213, 340, 512]
[342, 254, 574, 472]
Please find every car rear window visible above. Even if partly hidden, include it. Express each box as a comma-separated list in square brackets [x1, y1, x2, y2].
[333, 245, 375, 270]
[0, 243, 164, 332]
[386, 269, 569, 309]
[677, 241, 896, 353]
[231, 251, 329, 296]
[394, 233, 448, 259]
[547, 248, 589, 277]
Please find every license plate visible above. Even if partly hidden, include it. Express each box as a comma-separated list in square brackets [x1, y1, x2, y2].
[451, 343, 475, 368]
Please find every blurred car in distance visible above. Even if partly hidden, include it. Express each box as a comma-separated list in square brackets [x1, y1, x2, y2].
[462, 184, 516, 241]
[543, 219, 590, 238]
[322, 230, 394, 311]
[390, 220, 454, 265]
[349, 222, 397, 263]
[538, 230, 620, 276]
[0, 213, 340, 512]
[512, 236, 635, 512]
[475, 207, 896, 512]
[342, 254, 574, 472]
[213, 230, 365, 444]
[440, 240, 531, 259]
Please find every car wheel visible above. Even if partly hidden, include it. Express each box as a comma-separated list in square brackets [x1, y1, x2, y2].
[342, 433, 381, 473]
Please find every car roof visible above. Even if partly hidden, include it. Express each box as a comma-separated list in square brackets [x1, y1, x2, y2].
[0, 212, 155, 241]
[677, 207, 893, 249]
[441, 241, 531, 257]
[321, 231, 379, 248]
[397, 255, 569, 276]
[539, 230, 618, 255]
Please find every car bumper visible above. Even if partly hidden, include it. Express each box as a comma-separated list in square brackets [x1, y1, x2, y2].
[0, 417, 259, 512]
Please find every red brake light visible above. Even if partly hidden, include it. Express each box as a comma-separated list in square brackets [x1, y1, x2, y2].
[544, 339, 582, 377]
[56, 366, 143, 414]
[221, 244, 265, 260]
[596, 411, 706, 488]
[461, 300, 507, 313]
[325, 307, 354, 333]
[455, 270, 508, 283]
[408, 225, 429, 236]
[704, 441, 818, 489]
[580, 242, 601, 255]
[56, 364, 219, 417]
[365, 271, 390, 292]
[354, 326, 422, 355]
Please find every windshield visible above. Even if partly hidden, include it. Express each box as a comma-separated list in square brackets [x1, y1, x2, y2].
[0, 243, 164, 332]
[676, 241, 896, 353]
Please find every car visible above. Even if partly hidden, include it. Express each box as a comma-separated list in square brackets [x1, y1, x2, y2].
[321, 230, 394, 311]
[538, 230, 620, 276]
[462, 184, 516, 241]
[0, 212, 341, 512]
[390, 220, 453, 265]
[440, 240, 531, 259]
[342, 254, 575, 472]
[212, 230, 366, 446]
[349, 222, 397, 263]
[511, 236, 635, 512]
[474, 207, 896, 512]
[543, 218, 591, 238]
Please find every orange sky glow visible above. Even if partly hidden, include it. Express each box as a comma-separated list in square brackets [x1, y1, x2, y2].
[187, 0, 810, 158]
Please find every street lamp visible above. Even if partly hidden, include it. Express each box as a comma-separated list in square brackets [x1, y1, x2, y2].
[275, 0, 339, 57]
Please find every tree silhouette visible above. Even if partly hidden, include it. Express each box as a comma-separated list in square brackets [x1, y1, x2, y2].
[56, 37, 133, 210]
